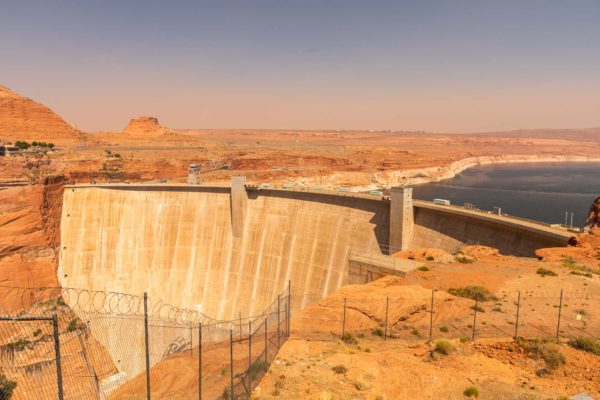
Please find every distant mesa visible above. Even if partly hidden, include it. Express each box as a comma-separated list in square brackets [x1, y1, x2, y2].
[123, 116, 173, 135]
[0, 83, 79, 139]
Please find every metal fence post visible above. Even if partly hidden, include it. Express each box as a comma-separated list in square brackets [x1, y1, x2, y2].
[198, 323, 202, 400]
[143, 292, 151, 400]
[471, 295, 478, 341]
[277, 295, 281, 349]
[52, 314, 64, 400]
[189, 322, 193, 356]
[514, 292, 521, 341]
[248, 321, 252, 396]
[342, 298, 347, 338]
[229, 329, 234, 400]
[429, 289, 435, 342]
[556, 289, 563, 340]
[287, 280, 291, 337]
[384, 296, 389, 341]
[264, 318, 268, 370]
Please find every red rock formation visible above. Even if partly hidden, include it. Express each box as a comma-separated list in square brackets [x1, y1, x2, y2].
[123, 116, 172, 135]
[0, 176, 64, 312]
[0, 84, 79, 140]
[583, 195, 600, 233]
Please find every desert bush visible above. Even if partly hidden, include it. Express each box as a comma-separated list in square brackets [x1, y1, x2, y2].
[439, 326, 449, 333]
[455, 256, 474, 264]
[67, 318, 86, 332]
[471, 305, 485, 313]
[426, 256, 435, 261]
[249, 359, 268, 380]
[341, 333, 358, 344]
[0, 374, 17, 399]
[568, 336, 600, 356]
[536, 268, 557, 277]
[372, 327, 384, 337]
[433, 339, 455, 356]
[517, 339, 565, 370]
[448, 286, 497, 302]
[331, 365, 347, 374]
[418, 266, 430, 271]
[463, 386, 479, 398]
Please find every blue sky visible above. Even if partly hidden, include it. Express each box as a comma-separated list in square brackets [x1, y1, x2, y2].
[1, 0, 599, 132]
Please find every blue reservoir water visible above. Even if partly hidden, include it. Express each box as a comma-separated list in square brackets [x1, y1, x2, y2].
[412, 162, 600, 227]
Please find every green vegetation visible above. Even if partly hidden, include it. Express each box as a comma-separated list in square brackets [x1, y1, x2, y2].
[470, 305, 485, 313]
[32, 329, 42, 337]
[67, 318, 86, 332]
[455, 256, 474, 264]
[564, 260, 600, 276]
[570, 270, 593, 278]
[0, 374, 17, 399]
[371, 327, 384, 337]
[13, 141, 54, 150]
[448, 286, 497, 302]
[568, 336, 600, 356]
[536, 268, 557, 277]
[433, 339, 455, 356]
[249, 359, 268, 380]
[31, 141, 55, 148]
[517, 339, 565, 370]
[418, 266, 430, 271]
[2, 338, 32, 352]
[331, 365, 347, 374]
[341, 333, 358, 345]
[463, 386, 479, 398]
[425, 256, 435, 261]
[439, 326, 449, 333]
[14, 141, 30, 150]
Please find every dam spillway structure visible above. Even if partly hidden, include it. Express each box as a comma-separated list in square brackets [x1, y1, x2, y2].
[58, 179, 572, 323]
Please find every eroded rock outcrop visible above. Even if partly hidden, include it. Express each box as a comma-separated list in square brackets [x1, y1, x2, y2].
[0, 84, 78, 139]
[123, 116, 172, 135]
[583, 196, 600, 233]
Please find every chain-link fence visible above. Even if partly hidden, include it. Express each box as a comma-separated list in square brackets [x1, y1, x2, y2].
[295, 288, 600, 345]
[0, 284, 291, 400]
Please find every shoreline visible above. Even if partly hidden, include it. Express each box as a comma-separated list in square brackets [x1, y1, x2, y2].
[349, 154, 600, 192]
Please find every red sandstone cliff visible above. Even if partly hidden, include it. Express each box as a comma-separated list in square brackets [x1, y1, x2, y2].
[0, 84, 79, 141]
[0, 176, 64, 311]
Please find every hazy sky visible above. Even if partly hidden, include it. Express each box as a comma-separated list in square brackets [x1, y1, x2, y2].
[1, 0, 599, 132]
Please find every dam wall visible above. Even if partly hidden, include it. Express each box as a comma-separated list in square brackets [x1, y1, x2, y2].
[59, 184, 571, 322]
[411, 201, 570, 256]
[59, 185, 389, 320]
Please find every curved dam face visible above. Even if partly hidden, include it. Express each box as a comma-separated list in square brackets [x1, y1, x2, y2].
[59, 184, 570, 320]
[59, 185, 389, 319]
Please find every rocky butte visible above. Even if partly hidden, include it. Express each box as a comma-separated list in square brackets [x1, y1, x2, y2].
[123, 116, 173, 136]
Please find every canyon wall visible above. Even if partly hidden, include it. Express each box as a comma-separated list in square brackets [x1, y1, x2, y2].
[0, 176, 64, 312]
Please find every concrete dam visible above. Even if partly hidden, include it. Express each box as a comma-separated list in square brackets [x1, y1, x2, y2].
[59, 181, 571, 321]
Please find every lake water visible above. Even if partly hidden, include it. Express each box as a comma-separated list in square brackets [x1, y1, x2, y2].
[412, 162, 600, 227]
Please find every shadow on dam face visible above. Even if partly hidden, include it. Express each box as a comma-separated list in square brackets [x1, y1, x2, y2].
[58, 185, 569, 323]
